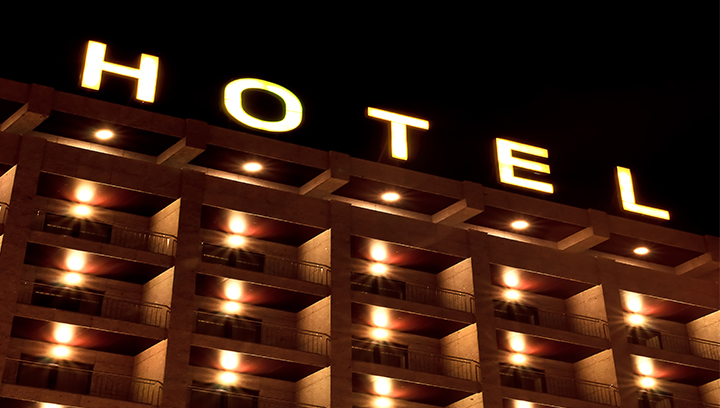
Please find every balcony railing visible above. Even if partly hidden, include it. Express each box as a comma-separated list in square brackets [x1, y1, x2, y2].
[189, 386, 324, 408]
[0, 201, 8, 224]
[351, 272, 474, 313]
[2, 358, 163, 405]
[494, 300, 609, 339]
[351, 341, 479, 381]
[638, 391, 720, 408]
[195, 311, 329, 355]
[202, 243, 330, 285]
[35, 211, 177, 256]
[18, 280, 170, 328]
[500, 366, 620, 406]
[628, 327, 720, 360]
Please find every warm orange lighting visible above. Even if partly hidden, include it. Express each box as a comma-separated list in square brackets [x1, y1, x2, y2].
[374, 396, 393, 408]
[510, 353, 527, 364]
[95, 129, 114, 140]
[224, 280, 242, 300]
[73, 204, 92, 217]
[63, 272, 83, 285]
[218, 371, 238, 385]
[372, 308, 389, 327]
[504, 289, 521, 300]
[510, 336, 525, 352]
[75, 186, 95, 202]
[66, 253, 85, 271]
[628, 313, 645, 326]
[54, 324, 74, 344]
[41, 404, 63, 408]
[229, 218, 246, 234]
[370, 263, 388, 275]
[616, 166, 670, 220]
[223, 301, 241, 314]
[220, 350, 239, 370]
[52, 345, 70, 358]
[370, 244, 388, 261]
[372, 328, 389, 340]
[373, 377, 392, 395]
[637, 357, 653, 376]
[627, 296, 643, 313]
[503, 271, 520, 288]
[224, 78, 303, 132]
[381, 192, 400, 202]
[511, 220, 529, 230]
[81, 40, 159, 103]
[242, 162, 262, 172]
[227, 234, 246, 247]
[496, 138, 553, 193]
[514, 401, 533, 408]
[639, 376, 656, 389]
[633, 246, 650, 255]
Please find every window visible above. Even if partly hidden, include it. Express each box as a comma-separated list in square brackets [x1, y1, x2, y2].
[202, 244, 265, 272]
[350, 273, 406, 300]
[30, 281, 103, 316]
[494, 300, 540, 325]
[499, 363, 547, 393]
[43, 213, 111, 243]
[16, 354, 93, 395]
[351, 337, 408, 368]
[196, 311, 262, 343]
[627, 327, 663, 349]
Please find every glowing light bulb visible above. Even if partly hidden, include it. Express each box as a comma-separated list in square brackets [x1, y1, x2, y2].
[223, 301, 241, 314]
[503, 272, 519, 288]
[381, 192, 400, 202]
[515, 401, 533, 408]
[511, 353, 527, 364]
[370, 244, 388, 261]
[372, 309, 389, 327]
[243, 162, 262, 172]
[370, 263, 388, 275]
[229, 218, 246, 234]
[504, 289, 521, 300]
[628, 313, 645, 326]
[52, 345, 70, 358]
[511, 220, 529, 230]
[73, 204, 91, 216]
[372, 328, 389, 340]
[510, 336, 525, 352]
[374, 377, 392, 395]
[63, 272, 83, 285]
[225, 280, 242, 300]
[375, 397, 392, 408]
[627, 296, 642, 313]
[227, 234, 245, 247]
[639, 376, 656, 388]
[634, 247, 650, 255]
[54, 324, 73, 344]
[218, 371, 238, 384]
[220, 350, 239, 370]
[76, 187, 95, 202]
[638, 358, 653, 376]
[95, 129, 114, 140]
[66, 254, 85, 271]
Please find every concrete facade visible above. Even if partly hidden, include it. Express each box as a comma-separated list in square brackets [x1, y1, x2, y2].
[0, 78, 716, 408]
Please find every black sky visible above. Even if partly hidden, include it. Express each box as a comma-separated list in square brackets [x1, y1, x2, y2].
[1, 5, 717, 236]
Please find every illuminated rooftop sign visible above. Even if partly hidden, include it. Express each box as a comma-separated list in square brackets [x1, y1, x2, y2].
[78, 40, 670, 221]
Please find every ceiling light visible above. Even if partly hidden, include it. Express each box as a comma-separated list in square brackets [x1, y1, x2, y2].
[627, 296, 642, 313]
[75, 187, 95, 202]
[639, 376, 656, 389]
[628, 313, 645, 326]
[66, 253, 85, 271]
[243, 162, 262, 172]
[218, 371, 238, 385]
[374, 397, 392, 408]
[634, 247, 650, 255]
[224, 280, 242, 300]
[511, 220, 529, 230]
[515, 401, 532, 408]
[52, 345, 70, 358]
[372, 309, 389, 327]
[73, 204, 91, 217]
[381, 192, 400, 202]
[63, 272, 83, 285]
[637, 358, 653, 376]
[220, 350, 239, 370]
[503, 271, 519, 288]
[511, 353, 527, 364]
[227, 234, 245, 247]
[223, 301, 241, 314]
[371, 328, 389, 340]
[54, 324, 74, 344]
[370, 244, 388, 261]
[41, 404, 64, 408]
[95, 129, 114, 140]
[229, 218, 246, 234]
[373, 377, 392, 395]
[510, 336, 525, 352]
[504, 289, 521, 300]
[370, 263, 388, 275]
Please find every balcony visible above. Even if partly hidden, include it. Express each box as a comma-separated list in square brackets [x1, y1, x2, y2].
[638, 391, 720, 408]
[494, 300, 609, 339]
[189, 386, 324, 408]
[2, 357, 163, 405]
[351, 272, 474, 313]
[18, 280, 170, 328]
[351, 339, 479, 381]
[500, 365, 619, 406]
[628, 327, 720, 360]
[202, 243, 330, 285]
[194, 311, 329, 355]
[35, 211, 177, 256]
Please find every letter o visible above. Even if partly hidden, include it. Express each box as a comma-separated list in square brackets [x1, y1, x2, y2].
[223, 78, 302, 132]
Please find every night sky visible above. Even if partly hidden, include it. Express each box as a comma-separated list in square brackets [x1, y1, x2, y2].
[1, 5, 717, 236]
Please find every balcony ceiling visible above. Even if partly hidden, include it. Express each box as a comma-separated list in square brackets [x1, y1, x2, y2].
[467, 206, 585, 242]
[190, 144, 325, 187]
[351, 236, 465, 274]
[621, 290, 716, 323]
[37, 172, 175, 217]
[352, 303, 469, 339]
[490, 264, 595, 299]
[25, 243, 169, 284]
[190, 346, 323, 382]
[352, 373, 474, 406]
[201, 206, 325, 246]
[632, 355, 719, 386]
[11, 316, 160, 356]
[34, 111, 180, 156]
[497, 329, 605, 363]
[591, 233, 704, 267]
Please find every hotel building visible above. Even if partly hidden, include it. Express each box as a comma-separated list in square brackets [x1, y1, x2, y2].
[0, 78, 717, 408]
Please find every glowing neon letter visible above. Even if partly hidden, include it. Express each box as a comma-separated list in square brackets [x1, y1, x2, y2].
[224, 78, 302, 132]
[367, 107, 429, 160]
[495, 138, 553, 193]
[616, 166, 669, 220]
[81, 41, 159, 103]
